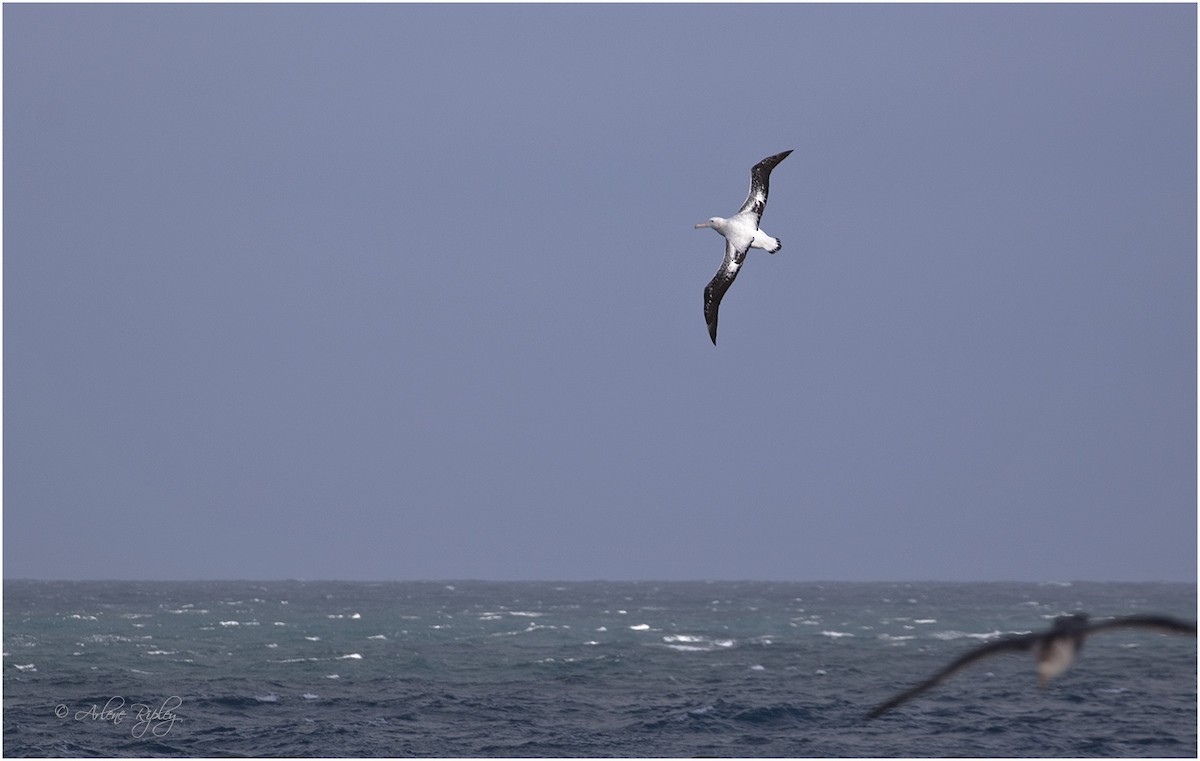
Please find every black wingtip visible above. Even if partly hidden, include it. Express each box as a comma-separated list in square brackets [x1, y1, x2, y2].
[708, 326, 718, 345]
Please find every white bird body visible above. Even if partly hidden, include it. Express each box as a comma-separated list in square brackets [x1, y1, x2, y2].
[1036, 636, 1079, 686]
[699, 215, 782, 256]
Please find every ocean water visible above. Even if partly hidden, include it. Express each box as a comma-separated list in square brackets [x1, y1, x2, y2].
[3, 580, 1195, 758]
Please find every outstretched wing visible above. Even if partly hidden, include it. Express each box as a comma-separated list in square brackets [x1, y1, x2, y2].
[703, 239, 748, 345]
[866, 633, 1040, 719]
[736, 149, 793, 221]
[1083, 614, 1197, 638]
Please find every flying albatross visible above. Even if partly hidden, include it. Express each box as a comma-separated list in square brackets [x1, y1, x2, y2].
[866, 613, 1197, 719]
[695, 149, 793, 345]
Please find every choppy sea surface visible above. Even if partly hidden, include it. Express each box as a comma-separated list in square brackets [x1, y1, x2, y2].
[3, 580, 1195, 758]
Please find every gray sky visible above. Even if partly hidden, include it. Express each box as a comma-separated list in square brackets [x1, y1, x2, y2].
[4, 4, 1195, 582]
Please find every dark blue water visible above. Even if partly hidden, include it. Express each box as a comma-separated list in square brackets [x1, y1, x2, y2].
[4, 580, 1195, 757]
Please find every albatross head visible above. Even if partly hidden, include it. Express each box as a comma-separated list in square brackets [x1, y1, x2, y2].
[695, 216, 724, 231]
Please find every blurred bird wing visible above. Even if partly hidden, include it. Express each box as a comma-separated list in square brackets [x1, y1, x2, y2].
[867, 633, 1040, 718]
[1083, 615, 1197, 638]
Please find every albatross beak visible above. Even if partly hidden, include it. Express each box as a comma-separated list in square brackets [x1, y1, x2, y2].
[694, 222, 710, 229]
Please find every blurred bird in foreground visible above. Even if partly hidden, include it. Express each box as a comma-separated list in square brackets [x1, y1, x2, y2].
[867, 613, 1197, 719]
